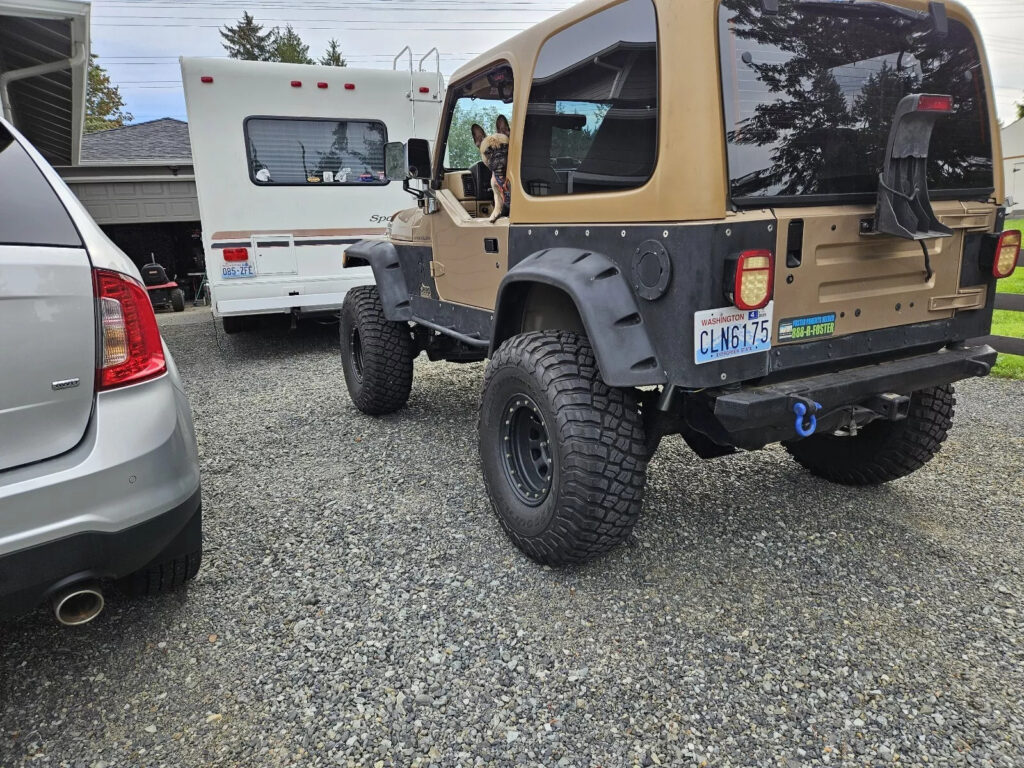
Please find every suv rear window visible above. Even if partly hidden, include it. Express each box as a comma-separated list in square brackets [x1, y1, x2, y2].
[0, 126, 81, 248]
[719, 0, 994, 205]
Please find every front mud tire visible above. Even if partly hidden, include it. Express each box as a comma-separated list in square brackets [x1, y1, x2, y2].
[479, 331, 648, 566]
[339, 286, 414, 415]
[784, 384, 955, 485]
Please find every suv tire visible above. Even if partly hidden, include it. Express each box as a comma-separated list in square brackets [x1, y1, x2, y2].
[119, 548, 202, 597]
[339, 286, 414, 415]
[784, 385, 955, 485]
[479, 331, 648, 566]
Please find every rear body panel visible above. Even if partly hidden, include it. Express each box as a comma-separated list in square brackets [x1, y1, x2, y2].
[0, 245, 96, 470]
[771, 202, 998, 344]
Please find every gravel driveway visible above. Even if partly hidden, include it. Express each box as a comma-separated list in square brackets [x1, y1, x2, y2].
[2, 308, 1022, 768]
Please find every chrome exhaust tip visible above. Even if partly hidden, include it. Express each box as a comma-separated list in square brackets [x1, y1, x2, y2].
[51, 583, 104, 626]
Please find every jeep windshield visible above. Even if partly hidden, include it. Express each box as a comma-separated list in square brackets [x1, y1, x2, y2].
[718, 0, 994, 206]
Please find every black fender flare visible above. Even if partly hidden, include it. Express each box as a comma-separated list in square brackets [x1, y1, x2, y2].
[491, 248, 667, 387]
[343, 239, 412, 321]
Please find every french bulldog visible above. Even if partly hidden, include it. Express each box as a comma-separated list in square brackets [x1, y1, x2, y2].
[471, 115, 511, 223]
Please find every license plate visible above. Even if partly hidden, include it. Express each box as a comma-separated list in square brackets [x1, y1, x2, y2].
[222, 263, 256, 279]
[694, 303, 773, 364]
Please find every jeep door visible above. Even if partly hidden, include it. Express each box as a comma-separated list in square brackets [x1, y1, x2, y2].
[428, 64, 514, 310]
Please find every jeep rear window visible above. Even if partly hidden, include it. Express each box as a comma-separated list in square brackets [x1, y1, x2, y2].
[719, 0, 994, 205]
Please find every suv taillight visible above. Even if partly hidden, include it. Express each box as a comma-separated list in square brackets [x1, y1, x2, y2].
[732, 250, 774, 310]
[994, 230, 1021, 279]
[93, 269, 166, 390]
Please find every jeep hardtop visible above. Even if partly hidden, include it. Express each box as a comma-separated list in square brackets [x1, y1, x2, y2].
[339, 0, 1020, 566]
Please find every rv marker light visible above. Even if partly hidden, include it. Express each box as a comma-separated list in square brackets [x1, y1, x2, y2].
[317, 82, 328, 89]
[345, 83, 355, 90]
[419, 86, 430, 93]
[200, 76, 213, 83]
[291, 80, 302, 87]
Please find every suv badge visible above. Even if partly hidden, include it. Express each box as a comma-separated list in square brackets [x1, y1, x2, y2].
[51, 378, 80, 391]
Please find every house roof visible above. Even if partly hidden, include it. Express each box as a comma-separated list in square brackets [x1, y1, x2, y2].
[80, 117, 192, 163]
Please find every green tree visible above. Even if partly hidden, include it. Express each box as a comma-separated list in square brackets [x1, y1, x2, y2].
[220, 11, 275, 61]
[1017, 99, 1024, 122]
[85, 55, 132, 133]
[320, 39, 347, 67]
[274, 25, 314, 64]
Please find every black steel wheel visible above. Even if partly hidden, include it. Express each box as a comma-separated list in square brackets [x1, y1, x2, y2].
[479, 331, 648, 566]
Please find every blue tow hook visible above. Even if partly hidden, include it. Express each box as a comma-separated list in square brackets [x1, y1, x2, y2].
[792, 399, 823, 438]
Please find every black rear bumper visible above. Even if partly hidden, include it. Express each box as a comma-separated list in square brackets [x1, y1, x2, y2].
[710, 344, 997, 447]
[0, 488, 201, 619]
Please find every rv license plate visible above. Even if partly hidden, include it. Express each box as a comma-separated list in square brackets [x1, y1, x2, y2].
[222, 263, 256, 279]
[694, 303, 773, 364]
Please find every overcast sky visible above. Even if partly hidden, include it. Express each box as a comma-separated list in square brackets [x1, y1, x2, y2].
[91, 0, 1024, 126]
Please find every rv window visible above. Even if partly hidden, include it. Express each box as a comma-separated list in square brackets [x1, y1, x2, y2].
[520, 0, 659, 197]
[243, 117, 389, 186]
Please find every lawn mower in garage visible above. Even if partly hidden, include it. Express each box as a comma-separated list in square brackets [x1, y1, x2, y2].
[141, 262, 186, 312]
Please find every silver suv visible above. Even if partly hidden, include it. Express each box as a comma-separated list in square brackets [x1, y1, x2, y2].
[0, 119, 202, 625]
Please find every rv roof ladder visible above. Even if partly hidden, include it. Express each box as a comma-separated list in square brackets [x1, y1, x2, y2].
[393, 46, 442, 137]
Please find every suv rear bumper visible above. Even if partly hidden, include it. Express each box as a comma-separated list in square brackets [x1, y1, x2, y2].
[0, 350, 202, 618]
[710, 344, 997, 447]
[0, 490, 201, 619]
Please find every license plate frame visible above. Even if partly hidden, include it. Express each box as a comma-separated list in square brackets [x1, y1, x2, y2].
[694, 303, 773, 364]
[222, 263, 256, 279]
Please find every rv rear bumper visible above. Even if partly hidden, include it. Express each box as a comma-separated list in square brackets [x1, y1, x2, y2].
[710, 344, 997, 445]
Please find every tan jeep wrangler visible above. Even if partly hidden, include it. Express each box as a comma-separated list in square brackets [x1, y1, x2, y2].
[339, 0, 1020, 566]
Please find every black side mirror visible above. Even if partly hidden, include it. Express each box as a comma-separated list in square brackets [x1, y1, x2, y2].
[384, 139, 432, 181]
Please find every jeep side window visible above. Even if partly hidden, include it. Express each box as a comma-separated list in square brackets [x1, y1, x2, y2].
[520, 0, 658, 197]
[441, 65, 515, 171]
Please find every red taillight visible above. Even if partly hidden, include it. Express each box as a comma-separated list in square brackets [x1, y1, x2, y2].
[344, 83, 355, 90]
[917, 94, 953, 112]
[291, 80, 302, 88]
[317, 81, 328, 89]
[733, 250, 774, 310]
[93, 269, 166, 391]
[200, 75, 213, 84]
[223, 247, 249, 262]
[994, 230, 1021, 279]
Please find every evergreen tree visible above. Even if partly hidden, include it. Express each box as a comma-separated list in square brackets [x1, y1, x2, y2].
[320, 39, 347, 67]
[1017, 99, 1024, 122]
[220, 12, 275, 61]
[85, 55, 133, 133]
[273, 25, 314, 65]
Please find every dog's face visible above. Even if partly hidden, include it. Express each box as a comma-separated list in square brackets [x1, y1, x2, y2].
[471, 115, 510, 176]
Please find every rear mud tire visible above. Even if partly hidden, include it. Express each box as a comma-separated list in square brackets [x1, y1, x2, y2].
[171, 288, 186, 312]
[479, 331, 648, 566]
[339, 286, 414, 415]
[784, 384, 955, 486]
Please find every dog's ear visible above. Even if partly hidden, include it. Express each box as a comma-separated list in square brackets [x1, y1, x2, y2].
[471, 124, 487, 148]
[495, 115, 511, 137]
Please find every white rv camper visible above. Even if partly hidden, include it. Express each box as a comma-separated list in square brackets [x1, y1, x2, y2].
[181, 54, 443, 332]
